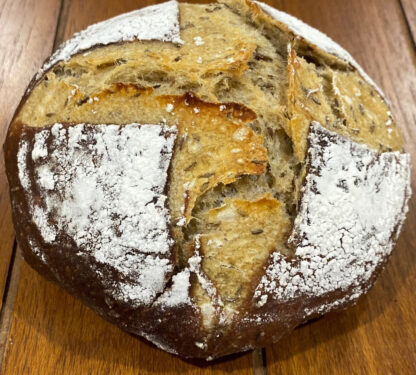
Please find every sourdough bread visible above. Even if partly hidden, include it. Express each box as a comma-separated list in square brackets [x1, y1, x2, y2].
[5, 0, 411, 359]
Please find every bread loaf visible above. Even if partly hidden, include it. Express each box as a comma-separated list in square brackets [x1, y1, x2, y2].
[4, 0, 411, 360]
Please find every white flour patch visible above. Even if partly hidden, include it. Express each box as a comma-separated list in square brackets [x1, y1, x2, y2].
[255, 123, 410, 304]
[155, 269, 192, 307]
[34, 1, 182, 81]
[17, 123, 177, 307]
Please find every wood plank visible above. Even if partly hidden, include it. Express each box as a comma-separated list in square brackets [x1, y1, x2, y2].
[262, 0, 416, 373]
[0, 249, 22, 364]
[0, 0, 62, 311]
[0, 1, 254, 374]
[401, 0, 416, 44]
[0, 262, 253, 375]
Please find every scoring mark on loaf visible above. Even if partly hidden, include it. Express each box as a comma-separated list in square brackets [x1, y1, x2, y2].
[255, 1, 387, 102]
[35, 0, 182, 82]
[17, 123, 177, 307]
[254, 122, 411, 305]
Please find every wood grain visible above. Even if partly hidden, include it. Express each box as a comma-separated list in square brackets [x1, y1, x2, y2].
[0, 262, 253, 375]
[0, 249, 22, 364]
[401, 0, 416, 43]
[262, 0, 416, 373]
[0, 0, 62, 311]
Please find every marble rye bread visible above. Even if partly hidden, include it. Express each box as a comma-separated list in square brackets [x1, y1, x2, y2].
[4, 0, 411, 360]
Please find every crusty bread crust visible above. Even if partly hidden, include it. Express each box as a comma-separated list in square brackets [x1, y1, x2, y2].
[4, 0, 411, 360]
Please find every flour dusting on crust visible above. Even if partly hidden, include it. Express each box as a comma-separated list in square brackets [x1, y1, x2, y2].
[188, 236, 222, 306]
[155, 269, 192, 307]
[255, 122, 410, 303]
[17, 123, 177, 307]
[36, 1, 182, 80]
[255, 1, 386, 101]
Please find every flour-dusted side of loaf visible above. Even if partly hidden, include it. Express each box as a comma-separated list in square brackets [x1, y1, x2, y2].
[254, 123, 410, 310]
[205, 123, 410, 358]
[6, 0, 212, 357]
[16, 123, 177, 307]
[6, 122, 209, 357]
[4, 0, 412, 360]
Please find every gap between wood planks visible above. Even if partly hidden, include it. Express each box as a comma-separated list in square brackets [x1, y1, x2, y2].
[0, 247, 22, 370]
[399, 0, 416, 52]
[253, 348, 267, 375]
[53, 0, 72, 50]
[0, 243, 16, 324]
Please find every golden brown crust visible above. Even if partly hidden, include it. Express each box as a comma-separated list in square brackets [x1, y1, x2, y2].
[198, 195, 290, 310]
[158, 93, 266, 223]
[287, 43, 337, 160]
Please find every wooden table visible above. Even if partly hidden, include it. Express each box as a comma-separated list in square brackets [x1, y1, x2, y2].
[0, 0, 415, 373]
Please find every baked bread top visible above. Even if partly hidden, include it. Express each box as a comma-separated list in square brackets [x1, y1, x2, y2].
[5, 0, 411, 359]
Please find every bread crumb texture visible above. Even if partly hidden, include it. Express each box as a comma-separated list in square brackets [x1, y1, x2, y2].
[8, 0, 410, 358]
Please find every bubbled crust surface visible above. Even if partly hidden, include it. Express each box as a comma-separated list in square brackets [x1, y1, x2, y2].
[4, 0, 412, 360]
